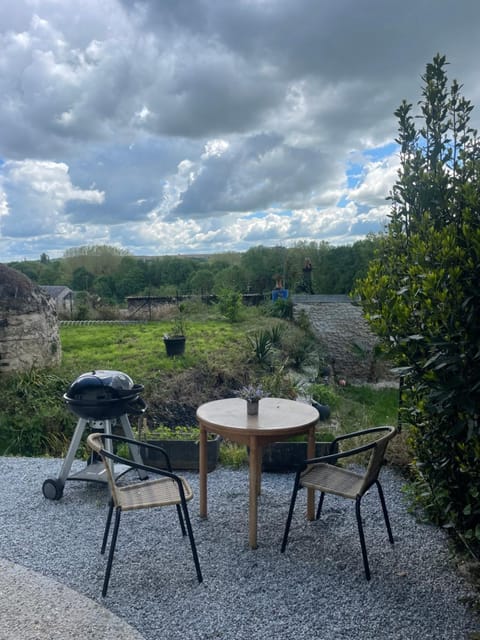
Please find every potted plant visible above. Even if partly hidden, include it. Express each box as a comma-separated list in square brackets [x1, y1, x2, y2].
[235, 384, 269, 415]
[139, 424, 220, 472]
[163, 312, 186, 357]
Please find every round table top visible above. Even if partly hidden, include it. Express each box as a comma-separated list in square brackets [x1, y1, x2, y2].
[196, 397, 319, 437]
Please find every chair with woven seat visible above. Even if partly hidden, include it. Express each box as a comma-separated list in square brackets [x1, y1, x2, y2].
[281, 425, 397, 580]
[87, 432, 203, 596]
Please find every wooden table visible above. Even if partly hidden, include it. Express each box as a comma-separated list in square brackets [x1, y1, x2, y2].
[196, 397, 319, 549]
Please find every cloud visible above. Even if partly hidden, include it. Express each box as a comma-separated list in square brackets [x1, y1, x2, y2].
[1, 0, 480, 261]
[1, 159, 103, 237]
[348, 153, 400, 208]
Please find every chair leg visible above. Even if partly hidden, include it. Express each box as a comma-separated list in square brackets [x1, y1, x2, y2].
[102, 507, 122, 597]
[176, 504, 187, 536]
[316, 492, 325, 520]
[180, 501, 203, 583]
[376, 480, 394, 544]
[101, 499, 114, 555]
[355, 497, 371, 580]
[281, 475, 301, 553]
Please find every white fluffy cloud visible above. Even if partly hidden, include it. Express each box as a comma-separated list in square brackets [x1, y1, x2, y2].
[1, 0, 479, 260]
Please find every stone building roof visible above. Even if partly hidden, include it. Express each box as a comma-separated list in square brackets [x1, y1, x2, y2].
[41, 285, 73, 301]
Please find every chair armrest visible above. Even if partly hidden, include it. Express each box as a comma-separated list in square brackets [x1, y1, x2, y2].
[303, 439, 377, 466]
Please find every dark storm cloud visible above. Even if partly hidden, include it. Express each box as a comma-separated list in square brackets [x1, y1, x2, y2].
[1, 0, 480, 260]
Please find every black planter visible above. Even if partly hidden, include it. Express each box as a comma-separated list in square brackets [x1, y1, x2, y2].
[163, 335, 186, 357]
[262, 440, 338, 473]
[312, 401, 331, 421]
[144, 436, 220, 472]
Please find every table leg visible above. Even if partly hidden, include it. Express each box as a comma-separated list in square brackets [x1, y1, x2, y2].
[248, 435, 259, 549]
[307, 425, 316, 520]
[199, 424, 207, 518]
[256, 445, 262, 496]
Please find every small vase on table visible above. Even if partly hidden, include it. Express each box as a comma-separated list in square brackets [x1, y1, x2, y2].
[247, 400, 259, 416]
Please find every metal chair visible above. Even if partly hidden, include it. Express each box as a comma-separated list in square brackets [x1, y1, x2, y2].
[281, 425, 397, 580]
[87, 432, 203, 596]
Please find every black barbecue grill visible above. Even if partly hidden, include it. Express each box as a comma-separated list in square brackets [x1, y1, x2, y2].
[63, 369, 145, 420]
[42, 370, 147, 500]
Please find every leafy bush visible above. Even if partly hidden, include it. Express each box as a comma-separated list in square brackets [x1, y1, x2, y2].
[279, 325, 317, 370]
[308, 383, 340, 409]
[294, 308, 313, 333]
[0, 370, 73, 456]
[355, 55, 480, 551]
[219, 441, 249, 468]
[266, 298, 293, 319]
[217, 288, 243, 323]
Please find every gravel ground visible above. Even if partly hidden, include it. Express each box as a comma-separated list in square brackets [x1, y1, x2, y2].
[0, 456, 479, 640]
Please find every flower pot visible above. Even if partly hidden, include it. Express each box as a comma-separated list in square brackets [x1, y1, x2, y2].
[247, 400, 259, 415]
[312, 402, 331, 421]
[163, 335, 186, 357]
[144, 435, 220, 472]
[262, 440, 338, 473]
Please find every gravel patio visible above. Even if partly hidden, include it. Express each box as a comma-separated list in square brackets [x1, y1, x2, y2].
[0, 456, 479, 640]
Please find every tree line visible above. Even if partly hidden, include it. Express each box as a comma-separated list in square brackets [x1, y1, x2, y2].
[7, 237, 380, 303]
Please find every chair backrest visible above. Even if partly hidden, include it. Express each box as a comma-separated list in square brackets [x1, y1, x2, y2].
[358, 426, 397, 495]
[87, 432, 124, 507]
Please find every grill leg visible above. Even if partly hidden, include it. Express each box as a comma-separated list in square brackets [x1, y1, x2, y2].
[118, 414, 148, 479]
[57, 418, 89, 485]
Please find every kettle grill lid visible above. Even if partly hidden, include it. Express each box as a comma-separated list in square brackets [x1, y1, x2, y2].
[65, 370, 141, 401]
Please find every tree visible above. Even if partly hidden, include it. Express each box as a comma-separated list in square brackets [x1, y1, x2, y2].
[241, 245, 288, 293]
[213, 265, 247, 293]
[189, 268, 215, 296]
[63, 245, 130, 280]
[114, 256, 147, 299]
[355, 54, 480, 550]
[71, 266, 95, 291]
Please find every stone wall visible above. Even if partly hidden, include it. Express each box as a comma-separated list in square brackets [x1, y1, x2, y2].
[292, 295, 390, 382]
[0, 265, 61, 373]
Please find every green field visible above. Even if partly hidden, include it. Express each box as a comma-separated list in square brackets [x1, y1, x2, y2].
[0, 311, 400, 462]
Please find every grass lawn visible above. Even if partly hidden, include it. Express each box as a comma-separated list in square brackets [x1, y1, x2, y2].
[0, 308, 402, 462]
[59, 319, 245, 380]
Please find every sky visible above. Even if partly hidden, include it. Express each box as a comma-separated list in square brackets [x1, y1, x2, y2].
[1, 1, 480, 263]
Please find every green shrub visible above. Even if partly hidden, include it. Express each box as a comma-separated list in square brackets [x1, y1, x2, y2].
[247, 329, 273, 366]
[267, 323, 285, 346]
[279, 326, 317, 370]
[294, 308, 312, 333]
[219, 441, 248, 468]
[266, 298, 293, 320]
[0, 370, 73, 456]
[355, 55, 480, 550]
[308, 383, 340, 409]
[217, 288, 243, 323]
